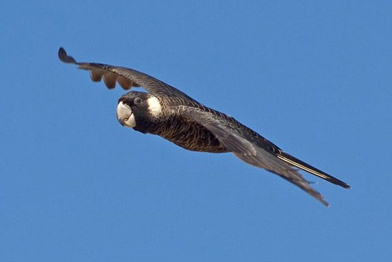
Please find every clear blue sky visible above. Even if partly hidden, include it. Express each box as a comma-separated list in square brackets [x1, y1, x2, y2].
[1, 0, 391, 261]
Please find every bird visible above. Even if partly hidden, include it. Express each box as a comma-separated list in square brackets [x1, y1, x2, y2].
[58, 47, 350, 206]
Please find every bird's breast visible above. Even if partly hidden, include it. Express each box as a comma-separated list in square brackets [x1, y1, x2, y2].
[147, 115, 228, 153]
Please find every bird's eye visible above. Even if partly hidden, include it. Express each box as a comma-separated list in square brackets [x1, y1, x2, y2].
[134, 97, 142, 105]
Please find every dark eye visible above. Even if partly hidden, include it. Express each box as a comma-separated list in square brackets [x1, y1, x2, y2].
[134, 97, 142, 105]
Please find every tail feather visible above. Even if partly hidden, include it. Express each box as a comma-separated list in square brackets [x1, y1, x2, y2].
[277, 152, 350, 189]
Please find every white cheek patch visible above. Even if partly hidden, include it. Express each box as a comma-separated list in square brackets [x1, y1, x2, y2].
[147, 96, 162, 117]
[116, 102, 136, 128]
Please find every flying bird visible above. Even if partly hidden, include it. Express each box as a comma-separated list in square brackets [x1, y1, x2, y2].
[58, 47, 350, 206]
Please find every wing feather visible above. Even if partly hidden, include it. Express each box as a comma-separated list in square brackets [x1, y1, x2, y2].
[117, 76, 133, 90]
[180, 106, 330, 206]
[58, 47, 195, 100]
[103, 72, 117, 89]
[90, 69, 105, 82]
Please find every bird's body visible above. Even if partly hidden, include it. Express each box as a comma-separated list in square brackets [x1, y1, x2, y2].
[58, 47, 350, 206]
[125, 92, 228, 153]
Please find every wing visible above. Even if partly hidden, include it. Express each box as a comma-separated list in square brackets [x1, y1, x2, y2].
[179, 106, 331, 206]
[58, 47, 196, 101]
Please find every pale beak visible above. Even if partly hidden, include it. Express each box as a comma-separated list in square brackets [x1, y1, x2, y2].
[116, 101, 136, 128]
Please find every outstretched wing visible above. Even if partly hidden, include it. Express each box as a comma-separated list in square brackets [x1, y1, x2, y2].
[58, 47, 196, 101]
[179, 106, 331, 206]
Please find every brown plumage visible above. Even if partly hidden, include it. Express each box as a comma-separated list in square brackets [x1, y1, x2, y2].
[58, 47, 350, 206]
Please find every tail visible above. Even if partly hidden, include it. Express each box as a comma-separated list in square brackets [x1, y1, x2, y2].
[277, 151, 350, 189]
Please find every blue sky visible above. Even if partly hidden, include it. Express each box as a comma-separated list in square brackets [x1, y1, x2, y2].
[1, 0, 391, 261]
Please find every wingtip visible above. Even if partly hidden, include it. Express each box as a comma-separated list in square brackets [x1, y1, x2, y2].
[58, 47, 77, 64]
[317, 194, 330, 207]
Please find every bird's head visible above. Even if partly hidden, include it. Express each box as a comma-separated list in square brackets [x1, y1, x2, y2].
[116, 91, 162, 129]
